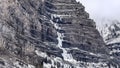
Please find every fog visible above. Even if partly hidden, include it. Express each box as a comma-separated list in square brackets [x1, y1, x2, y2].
[76, 0, 120, 26]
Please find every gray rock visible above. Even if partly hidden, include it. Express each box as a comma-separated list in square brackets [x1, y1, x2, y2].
[0, 0, 119, 68]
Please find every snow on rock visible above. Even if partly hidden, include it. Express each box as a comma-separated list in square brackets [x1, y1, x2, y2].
[35, 50, 48, 58]
[97, 19, 120, 59]
[97, 20, 120, 44]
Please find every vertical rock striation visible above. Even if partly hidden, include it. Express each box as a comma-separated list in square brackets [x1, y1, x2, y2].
[0, 0, 119, 68]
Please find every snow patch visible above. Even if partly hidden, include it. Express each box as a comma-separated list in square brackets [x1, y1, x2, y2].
[35, 50, 47, 58]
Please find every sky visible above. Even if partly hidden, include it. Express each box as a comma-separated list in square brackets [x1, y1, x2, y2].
[76, 0, 120, 26]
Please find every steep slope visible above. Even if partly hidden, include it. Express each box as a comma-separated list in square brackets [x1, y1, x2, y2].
[0, 0, 119, 68]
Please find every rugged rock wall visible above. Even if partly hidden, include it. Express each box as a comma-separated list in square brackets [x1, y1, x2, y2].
[0, 0, 119, 68]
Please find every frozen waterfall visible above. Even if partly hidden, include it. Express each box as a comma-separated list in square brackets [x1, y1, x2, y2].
[42, 15, 114, 68]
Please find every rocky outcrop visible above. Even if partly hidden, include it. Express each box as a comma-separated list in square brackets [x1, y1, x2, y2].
[0, 0, 119, 68]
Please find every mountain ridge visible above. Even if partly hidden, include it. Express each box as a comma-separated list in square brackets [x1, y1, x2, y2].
[0, 0, 119, 68]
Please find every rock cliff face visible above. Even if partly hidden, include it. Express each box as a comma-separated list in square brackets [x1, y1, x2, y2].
[0, 0, 120, 68]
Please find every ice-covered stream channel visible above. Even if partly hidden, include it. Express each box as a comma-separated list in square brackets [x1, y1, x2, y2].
[42, 15, 80, 68]
[50, 20, 77, 63]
